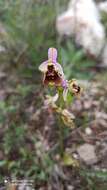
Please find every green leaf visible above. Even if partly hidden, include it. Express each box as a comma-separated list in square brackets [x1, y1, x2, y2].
[38, 171, 46, 181]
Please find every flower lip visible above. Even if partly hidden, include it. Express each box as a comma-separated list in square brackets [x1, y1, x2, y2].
[44, 67, 62, 86]
[47, 65, 54, 72]
[72, 83, 81, 93]
[69, 80, 81, 95]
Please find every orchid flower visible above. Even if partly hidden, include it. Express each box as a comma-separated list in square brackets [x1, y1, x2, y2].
[39, 48, 81, 102]
[44, 93, 59, 107]
[63, 79, 81, 101]
[39, 47, 65, 86]
[69, 79, 81, 95]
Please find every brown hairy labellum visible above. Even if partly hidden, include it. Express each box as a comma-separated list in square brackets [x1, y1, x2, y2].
[43, 65, 62, 86]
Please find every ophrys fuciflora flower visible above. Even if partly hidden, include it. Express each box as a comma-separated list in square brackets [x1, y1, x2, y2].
[39, 47, 65, 86]
[39, 48, 82, 101]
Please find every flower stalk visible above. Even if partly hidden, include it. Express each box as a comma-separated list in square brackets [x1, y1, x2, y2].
[39, 47, 82, 156]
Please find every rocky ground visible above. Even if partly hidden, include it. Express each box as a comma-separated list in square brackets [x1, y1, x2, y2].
[0, 64, 107, 189]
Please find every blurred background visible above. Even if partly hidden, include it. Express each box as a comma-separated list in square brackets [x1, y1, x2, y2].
[0, 0, 107, 189]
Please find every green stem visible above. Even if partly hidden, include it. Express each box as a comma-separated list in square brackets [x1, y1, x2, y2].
[57, 91, 65, 156]
[58, 116, 64, 156]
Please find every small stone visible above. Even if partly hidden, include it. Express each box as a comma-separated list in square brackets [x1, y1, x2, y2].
[84, 100, 92, 109]
[95, 141, 101, 146]
[67, 185, 74, 190]
[0, 72, 6, 79]
[44, 125, 49, 131]
[102, 168, 107, 172]
[55, 154, 60, 161]
[0, 45, 6, 52]
[72, 153, 78, 159]
[77, 144, 98, 165]
[85, 127, 92, 135]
